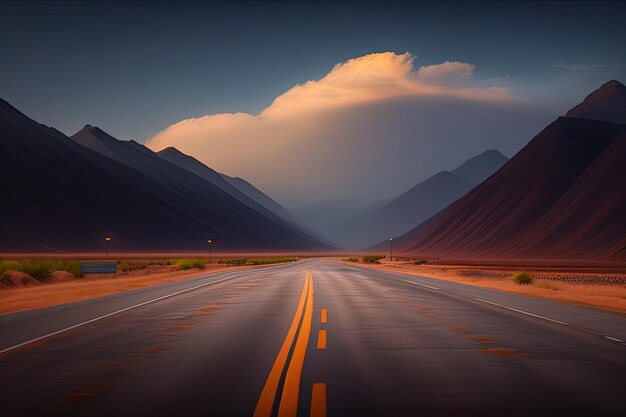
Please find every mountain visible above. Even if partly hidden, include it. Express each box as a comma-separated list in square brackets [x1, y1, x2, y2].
[566, 80, 626, 125]
[364, 172, 474, 244]
[220, 174, 297, 223]
[156, 146, 244, 200]
[349, 150, 508, 248]
[156, 146, 326, 243]
[0, 98, 330, 252]
[290, 150, 508, 249]
[396, 82, 626, 260]
[450, 149, 509, 185]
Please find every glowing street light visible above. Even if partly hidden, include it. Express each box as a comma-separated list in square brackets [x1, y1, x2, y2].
[207, 239, 213, 263]
[389, 238, 394, 262]
[105, 236, 112, 260]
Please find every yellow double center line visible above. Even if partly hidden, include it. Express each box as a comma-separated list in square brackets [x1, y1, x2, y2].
[254, 271, 314, 417]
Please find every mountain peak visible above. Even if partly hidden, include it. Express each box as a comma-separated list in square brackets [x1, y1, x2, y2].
[158, 146, 184, 156]
[451, 149, 509, 185]
[566, 79, 626, 125]
[78, 124, 113, 137]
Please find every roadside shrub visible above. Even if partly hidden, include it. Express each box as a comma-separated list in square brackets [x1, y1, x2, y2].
[514, 272, 533, 285]
[362, 255, 384, 264]
[228, 259, 248, 266]
[174, 258, 206, 270]
[0, 259, 82, 281]
[413, 259, 427, 265]
[1, 271, 12, 285]
[343, 257, 358, 263]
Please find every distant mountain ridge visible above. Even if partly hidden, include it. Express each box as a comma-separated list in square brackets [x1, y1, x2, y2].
[356, 149, 508, 248]
[395, 80, 626, 260]
[290, 149, 508, 249]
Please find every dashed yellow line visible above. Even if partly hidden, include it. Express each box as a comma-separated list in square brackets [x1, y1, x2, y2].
[317, 330, 327, 350]
[310, 383, 327, 417]
[320, 308, 327, 324]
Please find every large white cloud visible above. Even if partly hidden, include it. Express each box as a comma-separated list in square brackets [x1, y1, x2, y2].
[147, 52, 550, 206]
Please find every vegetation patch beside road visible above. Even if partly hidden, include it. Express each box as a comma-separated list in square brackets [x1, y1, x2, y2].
[0, 256, 301, 314]
[341, 258, 626, 315]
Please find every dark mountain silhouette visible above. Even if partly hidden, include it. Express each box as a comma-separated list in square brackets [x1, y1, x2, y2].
[154, 146, 295, 223]
[156, 146, 328, 244]
[396, 90, 626, 261]
[566, 80, 626, 125]
[156, 146, 244, 201]
[0, 99, 330, 252]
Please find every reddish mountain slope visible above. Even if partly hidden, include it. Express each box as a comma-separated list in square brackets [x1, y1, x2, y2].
[399, 117, 626, 260]
[566, 80, 626, 125]
[527, 132, 626, 259]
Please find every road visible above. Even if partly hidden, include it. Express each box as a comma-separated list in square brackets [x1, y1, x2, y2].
[1, 259, 625, 417]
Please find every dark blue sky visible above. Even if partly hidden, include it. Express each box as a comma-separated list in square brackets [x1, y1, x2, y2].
[1, 1, 625, 142]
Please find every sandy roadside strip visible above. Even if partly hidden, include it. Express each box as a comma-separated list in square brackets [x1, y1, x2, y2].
[0, 265, 246, 314]
[341, 260, 626, 315]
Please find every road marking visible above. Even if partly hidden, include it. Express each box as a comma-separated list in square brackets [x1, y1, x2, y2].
[474, 298, 568, 325]
[320, 308, 327, 324]
[401, 279, 439, 290]
[278, 272, 314, 417]
[604, 336, 625, 343]
[0, 273, 239, 355]
[317, 330, 327, 350]
[253, 273, 311, 417]
[310, 383, 327, 417]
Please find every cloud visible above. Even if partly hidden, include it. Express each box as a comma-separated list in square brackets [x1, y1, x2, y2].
[259, 53, 514, 118]
[147, 52, 545, 206]
[555, 62, 605, 71]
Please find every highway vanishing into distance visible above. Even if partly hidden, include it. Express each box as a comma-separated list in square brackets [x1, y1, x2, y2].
[1, 260, 626, 417]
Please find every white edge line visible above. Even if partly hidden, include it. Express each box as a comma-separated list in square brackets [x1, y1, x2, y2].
[0, 272, 239, 355]
[401, 280, 439, 290]
[474, 298, 568, 325]
[604, 336, 625, 343]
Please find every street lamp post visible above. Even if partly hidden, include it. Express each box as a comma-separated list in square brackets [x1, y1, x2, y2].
[389, 238, 394, 262]
[105, 237, 112, 260]
[207, 239, 213, 263]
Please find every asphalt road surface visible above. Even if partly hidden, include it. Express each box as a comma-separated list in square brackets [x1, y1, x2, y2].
[1, 259, 625, 417]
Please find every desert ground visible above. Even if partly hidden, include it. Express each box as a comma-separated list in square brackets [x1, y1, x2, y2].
[346, 257, 626, 314]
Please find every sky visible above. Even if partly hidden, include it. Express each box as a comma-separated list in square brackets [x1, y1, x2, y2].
[2, 1, 625, 205]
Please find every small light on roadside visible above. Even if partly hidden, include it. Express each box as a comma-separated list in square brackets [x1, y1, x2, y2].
[105, 237, 112, 241]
